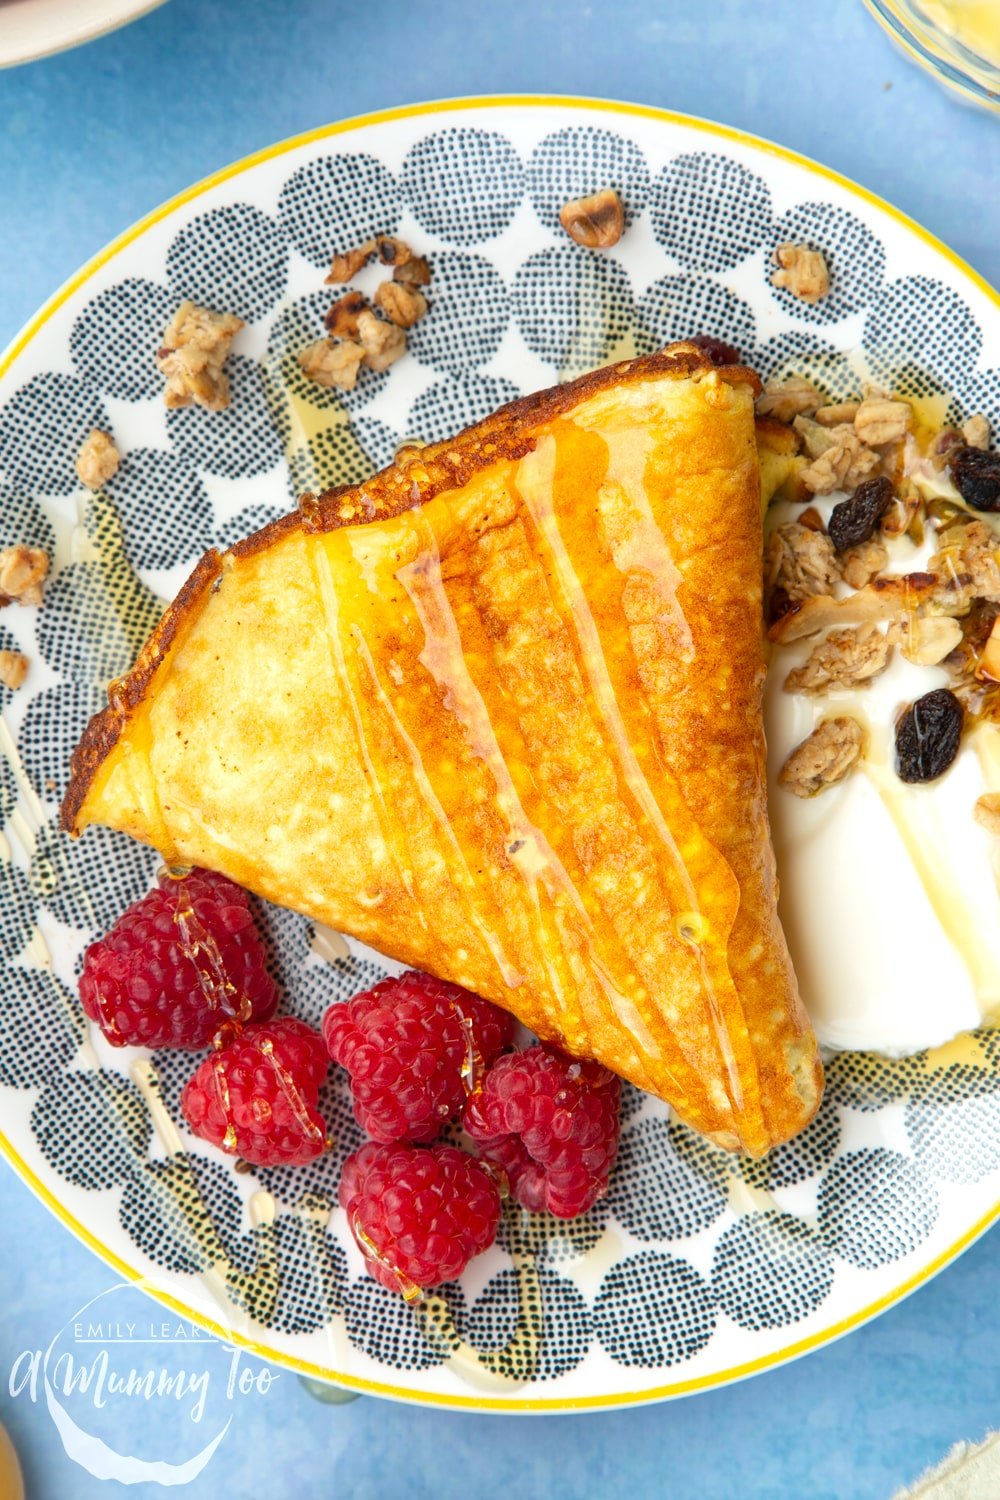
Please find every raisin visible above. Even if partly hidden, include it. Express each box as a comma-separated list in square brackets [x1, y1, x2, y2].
[895, 688, 963, 783]
[950, 445, 1000, 512]
[687, 334, 740, 366]
[827, 475, 894, 553]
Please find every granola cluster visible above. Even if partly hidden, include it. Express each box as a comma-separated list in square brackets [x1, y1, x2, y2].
[75, 428, 120, 490]
[297, 235, 429, 392]
[156, 301, 244, 411]
[761, 366, 997, 802]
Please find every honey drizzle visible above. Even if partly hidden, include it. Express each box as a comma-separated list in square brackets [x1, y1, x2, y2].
[396, 509, 669, 1074]
[397, 515, 589, 1027]
[515, 431, 750, 1125]
[861, 752, 1000, 1004]
[349, 625, 524, 990]
[351, 1216, 423, 1304]
[418, 1201, 542, 1385]
[304, 529, 420, 912]
[171, 885, 249, 1028]
[258, 1037, 326, 1148]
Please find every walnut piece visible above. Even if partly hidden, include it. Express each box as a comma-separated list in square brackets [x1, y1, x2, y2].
[765, 522, 841, 606]
[779, 716, 864, 797]
[323, 291, 366, 339]
[374, 279, 428, 329]
[75, 428, 120, 490]
[376, 235, 415, 269]
[156, 301, 243, 412]
[0, 545, 49, 607]
[559, 188, 624, 249]
[356, 309, 406, 372]
[756, 374, 821, 423]
[297, 338, 366, 391]
[974, 792, 1000, 835]
[325, 239, 376, 284]
[394, 254, 431, 287]
[841, 538, 888, 590]
[853, 398, 912, 447]
[783, 625, 891, 695]
[771, 242, 831, 304]
[963, 413, 991, 451]
[0, 649, 28, 690]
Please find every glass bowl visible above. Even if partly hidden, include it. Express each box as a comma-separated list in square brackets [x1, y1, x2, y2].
[864, 0, 1000, 110]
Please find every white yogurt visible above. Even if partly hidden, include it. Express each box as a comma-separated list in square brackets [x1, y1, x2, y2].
[765, 488, 1000, 1056]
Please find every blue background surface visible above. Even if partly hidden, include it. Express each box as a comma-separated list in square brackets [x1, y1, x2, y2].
[1, 1, 998, 1496]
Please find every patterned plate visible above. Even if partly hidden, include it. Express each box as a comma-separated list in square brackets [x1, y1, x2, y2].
[1, 96, 999, 1412]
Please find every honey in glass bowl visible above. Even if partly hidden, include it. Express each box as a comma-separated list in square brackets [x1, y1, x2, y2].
[865, 0, 1000, 108]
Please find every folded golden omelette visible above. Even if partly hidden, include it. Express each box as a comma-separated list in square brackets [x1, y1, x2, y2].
[62, 344, 822, 1156]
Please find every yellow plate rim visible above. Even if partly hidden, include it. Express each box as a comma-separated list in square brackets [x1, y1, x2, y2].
[1, 92, 998, 1413]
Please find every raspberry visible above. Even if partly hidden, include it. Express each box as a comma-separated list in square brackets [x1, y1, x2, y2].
[323, 971, 515, 1144]
[463, 1045, 621, 1218]
[340, 1141, 500, 1295]
[79, 868, 277, 1049]
[181, 1017, 329, 1167]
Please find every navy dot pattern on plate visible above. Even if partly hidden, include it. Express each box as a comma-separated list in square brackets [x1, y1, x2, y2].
[649, 153, 772, 272]
[465, 1265, 592, 1381]
[606, 1115, 728, 1242]
[216, 501, 287, 551]
[819, 1150, 939, 1268]
[0, 374, 109, 496]
[119, 1155, 243, 1277]
[513, 245, 636, 373]
[769, 202, 887, 325]
[17, 681, 107, 804]
[36, 561, 161, 686]
[0, 489, 56, 559]
[1, 118, 999, 1392]
[865, 275, 983, 395]
[407, 250, 511, 377]
[0, 744, 16, 822]
[345, 1277, 465, 1371]
[70, 277, 177, 402]
[764, 1092, 842, 1189]
[277, 153, 402, 270]
[594, 1252, 716, 1369]
[527, 125, 650, 234]
[905, 1068, 1000, 1184]
[31, 1070, 152, 1190]
[406, 372, 521, 445]
[402, 128, 524, 245]
[712, 1213, 834, 1331]
[229, 1214, 349, 1335]
[31, 818, 158, 936]
[753, 332, 861, 400]
[105, 447, 213, 572]
[0, 963, 83, 1088]
[0, 862, 40, 958]
[286, 415, 399, 502]
[166, 203, 290, 325]
[637, 273, 756, 359]
[166, 355, 283, 478]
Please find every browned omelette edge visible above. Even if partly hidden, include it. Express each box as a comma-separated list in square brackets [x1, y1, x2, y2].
[60, 345, 760, 835]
